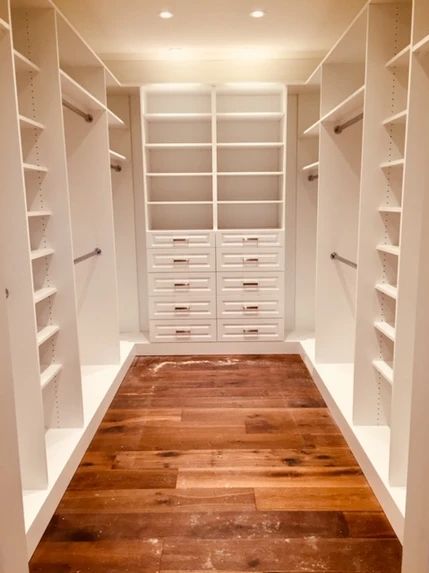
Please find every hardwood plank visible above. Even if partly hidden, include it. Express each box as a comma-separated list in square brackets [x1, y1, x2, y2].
[68, 469, 178, 490]
[343, 512, 397, 538]
[255, 486, 381, 511]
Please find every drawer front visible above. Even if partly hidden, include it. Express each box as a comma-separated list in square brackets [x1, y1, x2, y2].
[217, 272, 284, 295]
[149, 320, 216, 342]
[148, 273, 216, 297]
[216, 230, 284, 249]
[217, 295, 283, 319]
[147, 249, 215, 273]
[218, 319, 285, 342]
[149, 297, 216, 320]
[148, 230, 214, 249]
[217, 247, 284, 272]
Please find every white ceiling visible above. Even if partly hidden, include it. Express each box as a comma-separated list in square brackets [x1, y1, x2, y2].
[53, 0, 366, 62]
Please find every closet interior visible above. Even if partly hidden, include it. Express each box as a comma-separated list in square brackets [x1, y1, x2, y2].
[1, 0, 428, 569]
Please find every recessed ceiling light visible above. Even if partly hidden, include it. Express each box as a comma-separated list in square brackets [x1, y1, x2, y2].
[250, 9, 265, 18]
[160, 10, 173, 19]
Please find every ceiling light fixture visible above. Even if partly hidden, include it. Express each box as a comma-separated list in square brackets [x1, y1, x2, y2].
[250, 10, 265, 18]
[160, 10, 173, 19]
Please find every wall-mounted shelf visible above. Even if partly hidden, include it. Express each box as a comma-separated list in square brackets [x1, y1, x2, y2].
[302, 161, 319, 172]
[376, 244, 400, 256]
[217, 142, 283, 148]
[380, 158, 405, 170]
[34, 287, 57, 305]
[378, 206, 402, 214]
[321, 85, 365, 125]
[144, 113, 212, 122]
[386, 44, 410, 69]
[413, 33, 429, 54]
[107, 108, 125, 128]
[374, 320, 396, 342]
[19, 115, 45, 131]
[60, 69, 105, 113]
[218, 171, 283, 176]
[0, 17, 10, 34]
[147, 172, 213, 177]
[27, 210, 53, 218]
[109, 149, 127, 162]
[301, 119, 320, 138]
[383, 110, 407, 126]
[40, 364, 63, 391]
[372, 359, 394, 386]
[217, 112, 284, 121]
[14, 49, 40, 73]
[146, 143, 212, 149]
[36, 325, 60, 347]
[30, 248, 55, 261]
[375, 282, 398, 300]
[23, 162, 48, 174]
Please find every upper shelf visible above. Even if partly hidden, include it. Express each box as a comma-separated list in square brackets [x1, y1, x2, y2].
[14, 49, 40, 74]
[217, 112, 284, 121]
[0, 17, 10, 34]
[107, 108, 126, 128]
[301, 119, 320, 138]
[386, 45, 410, 69]
[144, 113, 211, 122]
[413, 34, 429, 55]
[60, 69, 105, 114]
[321, 85, 365, 125]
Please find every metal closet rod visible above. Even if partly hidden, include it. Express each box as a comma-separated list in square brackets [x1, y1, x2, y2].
[330, 252, 357, 269]
[111, 164, 122, 172]
[334, 112, 363, 134]
[74, 248, 102, 265]
[62, 99, 93, 123]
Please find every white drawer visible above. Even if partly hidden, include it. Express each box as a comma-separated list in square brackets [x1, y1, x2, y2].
[218, 319, 285, 342]
[147, 230, 215, 249]
[217, 294, 283, 319]
[147, 248, 215, 273]
[217, 248, 284, 272]
[217, 272, 284, 295]
[148, 273, 216, 297]
[216, 230, 284, 249]
[149, 320, 217, 342]
[149, 297, 216, 320]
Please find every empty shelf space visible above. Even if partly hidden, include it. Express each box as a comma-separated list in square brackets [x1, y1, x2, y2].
[27, 210, 53, 218]
[376, 244, 400, 256]
[144, 113, 211, 122]
[375, 282, 398, 300]
[218, 200, 282, 204]
[14, 49, 40, 73]
[34, 286, 57, 305]
[302, 161, 319, 172]
[380, 158, 404, 170]
[217, 142, 284, 148]
[378, 206, 402, 214]
[19, 115, 45, 130]
[147, 201, 212, 205]
[60, 69, 105, 113]
[36, 324, 60, 347]
[217, 112, 284, 121]
[382, 110, 407, 126]
[372, 359, 394, 386]
[386, 44, 410, 69]
[374, 320, 396, 342]
[321, 85, 365, 125]
[107, 108, 126, 128]
[41, 363, 63, 391]
[23, 162, 48, 173]
[218, 171, 283, 176]
[30, 247, 55, 261]
[109, 149, 127, 162]
[301, 120, 320, 138]
[414, 34, 429, 54]
[145, 143, 212, 149]
[147, 172, 212, 177]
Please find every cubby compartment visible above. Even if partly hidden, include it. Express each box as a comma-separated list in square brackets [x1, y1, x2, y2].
[217, 147, 282, 173]
[146, 147, 212, 174]
[218, 201, 282, 230]
[145, 88, 211, 114]
[148, 203, 213, 230]
[217, 117, 283, 143]
[216, 87, 284, 114]
[147, 174, 213, 203]
[145, 118, 212, 144]
[218, 174, 283, 202]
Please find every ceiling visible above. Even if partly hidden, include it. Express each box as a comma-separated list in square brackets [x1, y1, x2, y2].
[53, 0, 366, 63]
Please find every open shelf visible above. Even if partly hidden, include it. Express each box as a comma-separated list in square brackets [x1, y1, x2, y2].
[0, 17, 9, 34]
[376, 244, 400, 256]
[147, 201, 212, 205]
[321, 85, 365, 125]
[145, 143, 211, 149]
[36, 324, 60, 347]
[19, 115, 45, 131]
[301, 119, 320, 138]
[302, 161, 319, 172]
[375, 282, 398, 301]
[34, 287, 57, 305]
[382, 110, 407, 126]
[380, 158, 405, 170]
[386, 45, 411, 69]
[30, 248, 55, 261]
[107, 108, 125, 128]
[60, 69, 105, 113]
[27, 210, 53, 218]
[217, 142, 284, 148]
[14, 49, 40, 74]
[373, 359, 394, 387]
[218, 171, 283, 176]
[40, 364, 63, 391]
[413, 33, 429, 54]
[378, 206, 402, 214]
[374, 320, 396, 342]
[147, 172, 212, 177]
[109, 149, 127, 162]
[217, 112, 284, 121]
[144, 113, 211, 122]
[23, 162, 48, 174]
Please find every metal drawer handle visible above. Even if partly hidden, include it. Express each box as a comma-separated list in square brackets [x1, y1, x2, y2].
[173, 258, 190, 264]
[243, 305, 259, 311]
[173, 238, 188, 244]
[176, 329, 191, 335]
[243, 257, 259, 264]
[243, 237, 259, 243]
[243, 328, 259, 334]
[174, 282, 190, 288]
[174, 306, 190, 311]
[242, 282, 259, 287]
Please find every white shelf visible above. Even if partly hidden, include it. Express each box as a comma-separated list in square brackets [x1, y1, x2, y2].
[144, 113, 211, 122]
[372, 359, 394, 387]
[302, 161, 319, 172]
[376, 244, 400, 256]
[0, 17, 10, 34]
[374, 320, 396, 342]
[321, 85, 365, 125]
[378, 206, 402, 214]
[60, 69, 105, 113]
[217, 112, 284, 121]
[382, 110, 407, 126]
[34, 286, 57, 305]
[14, 49, 40, 73]
[19, 115, 45, 131]
[109, 149, 127, 162]
[145, 143, 211, 149]
[146, 172, 212, 177]
[375, 282, 398, 301]
[217, 142, 284, 148]
[380, 158, 405, 170]
[218, 200, 282, 204]
[301, 119, 320, 138]
[36, 324, 60, 347]
[413, 33, 429, 54]
[147, 201, 212, 205]
[23, 162, 48, 173]
[386, 44, 410, 69]
[40, 364, 63, 391]
[107, 108, 125, 128]
[218, 171, 283, 176]
[30, 247, 55, 261]
[27, 210, 53, 218]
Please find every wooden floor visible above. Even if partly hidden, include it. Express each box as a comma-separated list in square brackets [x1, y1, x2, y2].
[30, 354, 402, 572]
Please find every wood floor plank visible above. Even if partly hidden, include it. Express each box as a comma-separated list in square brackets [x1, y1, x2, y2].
[29, 354, 401, 573]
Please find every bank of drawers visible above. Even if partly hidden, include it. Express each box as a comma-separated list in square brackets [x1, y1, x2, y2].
[147, 230, 284, 342]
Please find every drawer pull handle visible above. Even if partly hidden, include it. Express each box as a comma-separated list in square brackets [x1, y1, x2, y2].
[243, 257, 259, 264]
[243, 329, 259, 334]
[243, 305, 259, 311]
[175, 306, 190, 311]
[173, 238, 188, 243]
[176, 329, 191, 335]
[243, 237, 259, 243]
[174, 282, 190, 288]
[173, 258, 190, 264]
[242, 282, 259, 287]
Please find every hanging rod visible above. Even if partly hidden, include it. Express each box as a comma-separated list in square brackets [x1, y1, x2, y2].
[330, 252, 357, 269]
[111, 164, 122, 172]
[74, 248, 102, 265]
[62, 100, 93, 123]
[334, 112, 363, 134]
[308, 174, 319, 182]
